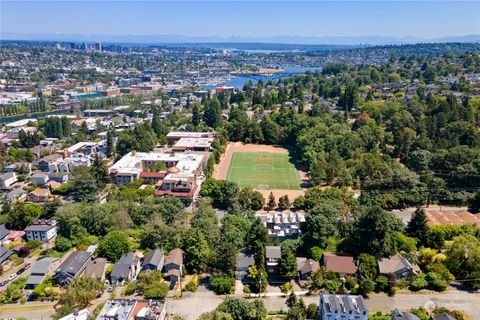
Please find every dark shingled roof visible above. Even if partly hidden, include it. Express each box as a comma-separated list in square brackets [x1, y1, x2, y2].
[143, 249, 164, 268]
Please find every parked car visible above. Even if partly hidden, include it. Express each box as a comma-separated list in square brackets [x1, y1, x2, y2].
[8, 274, 17, 281]
[16, 268, 26, 275]
[0, 280, 8, 286]
[107, 286, 114, 293]
[24, 263, 31, 269]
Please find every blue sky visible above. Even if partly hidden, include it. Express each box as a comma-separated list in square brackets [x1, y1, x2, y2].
[1, 1, 479, 38]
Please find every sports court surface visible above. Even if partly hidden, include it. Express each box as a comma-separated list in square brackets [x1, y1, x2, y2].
[226, 152, 301, 190]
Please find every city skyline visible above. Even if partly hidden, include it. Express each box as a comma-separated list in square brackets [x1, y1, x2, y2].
[1, 1, 479, 44]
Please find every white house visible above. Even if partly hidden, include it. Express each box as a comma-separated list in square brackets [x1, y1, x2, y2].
[24, 219, 57, 242]
[0, 172, 17, 189]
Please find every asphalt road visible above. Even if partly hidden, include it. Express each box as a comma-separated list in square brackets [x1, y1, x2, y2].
[166, 288, 480, 320]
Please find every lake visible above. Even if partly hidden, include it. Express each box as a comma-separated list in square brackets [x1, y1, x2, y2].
[202, 66, 322, 90]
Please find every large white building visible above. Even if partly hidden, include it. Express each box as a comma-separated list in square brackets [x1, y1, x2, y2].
[24, 219, 58, 242]
[319, 293, 368, 320]
[109, 151, 207, 199]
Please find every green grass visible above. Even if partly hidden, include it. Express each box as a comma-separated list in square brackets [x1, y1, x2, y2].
[226, 152, 301, 190]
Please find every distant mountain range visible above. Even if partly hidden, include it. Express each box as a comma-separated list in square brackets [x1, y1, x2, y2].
[2, 32, 479, 46]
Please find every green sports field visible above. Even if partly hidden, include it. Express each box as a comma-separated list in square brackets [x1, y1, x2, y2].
[226, 152, 301, 190]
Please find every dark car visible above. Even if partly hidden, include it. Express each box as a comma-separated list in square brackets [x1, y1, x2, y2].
[16, 268, 26, 275]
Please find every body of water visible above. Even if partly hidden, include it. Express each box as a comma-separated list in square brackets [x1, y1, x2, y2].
[202, 66, 322, 90]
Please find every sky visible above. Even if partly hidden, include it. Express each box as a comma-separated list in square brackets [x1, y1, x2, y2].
[1, 1, 479, 39]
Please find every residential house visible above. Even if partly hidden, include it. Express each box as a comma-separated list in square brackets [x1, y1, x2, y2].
[296, 257, 320, 281]
[43, 180, 62, 191]
[24, 219, 57, 241]
[96, 299, 166, 320]
[5, 188, 26, 201]
[141, 249, 164, 272]
[235, 253, 254, 281]
[110, 252, 141, 286]
[260, 210, 306, 239]
[0, 224, 9, 245]
[377, 253, 419, 278]
[265, 246, 281, 274]
[31, 172, 49, 185]
[319, 293, 368, 320]
[0, 172, 17, 189]
[25, 257, 59, 289]
[322, 252, 358, 275]
[392, 308, 420, 320]
[48, 172, 71, 183]
[2, 230, 24, 244]
[28, 188, 50, 202]
[84, 258, 107, 282]
[33, 154, 63, 171]
[55, 250, 93, 285]
[58, 309, 90, 320]
[165, 248, 184, 283]
[432, 313, 456, 320]
[0, 246, 13, 266]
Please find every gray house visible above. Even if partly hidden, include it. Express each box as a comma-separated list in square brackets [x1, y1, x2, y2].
[165, 248, 184, 284]
[55, 251, 92, 285]
[235, 253, 254, 281]
[319, 293, 368, 320]
[378, 253, 419, 278]
[110, 252, 141, 286]
[0, 246, 13, 265]
[26, 257, 59, 289]
[141, 249, 164, 272]
[265, 246, 281, 275]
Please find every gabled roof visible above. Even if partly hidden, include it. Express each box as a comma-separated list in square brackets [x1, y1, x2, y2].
[266, 246, 281, 259]
[0, 246, 13, 264]
[143, 249, 164, 267]
[378, 253, 419, 275]
[30, 257, 59, 275]
[433, 313, 456, 320]
[56, 251, 92, 276]
[165, 248, 184, 266]
[111, 253, 137, 278]
[323, 252, 357, 274]
[236, 253, 254, 269]
[0, 224, 9, 239]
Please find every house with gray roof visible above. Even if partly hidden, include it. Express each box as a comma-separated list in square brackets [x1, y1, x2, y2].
[392, 308, 420, 320]
[265, 246, 281, 275]
[377, 253, 419, 278]
[141, 249, 164, 272]
[235, 253, 254, 281]
[24, 219, 57, 242]
[320, 293, 368, 320]
[55, 250, 92, 285]
[84, 258, 107, 282]
[110, 252, 141, 286]
[25, 257, 59, 289]
[0, 246, 13, 265]
[0, 224, 9, 244]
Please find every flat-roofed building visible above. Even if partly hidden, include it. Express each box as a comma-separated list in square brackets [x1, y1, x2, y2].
[110, 151, 206, 199]
[25, 257, 59, 289]
[172, 137, 213, 152]
[166, 131, 215, 144]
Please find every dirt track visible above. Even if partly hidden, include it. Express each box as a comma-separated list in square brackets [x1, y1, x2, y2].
[213, 142, 307, 201]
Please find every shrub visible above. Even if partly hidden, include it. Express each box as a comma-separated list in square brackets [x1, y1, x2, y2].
[357, 279, 375, 298]
[322, 279, 340, 294]
[426, 272, 449, 292]
[375, 275, 388, 292]
[185, 276, 199, 292]
[210, 274, 235, 295]
[124, 281, 137, 295]
[309, 246, 323, 261]
[143, 282, 169, 299]
[280, 282, 292, 294]
[409, 274, 428, 291]
[243, 285, 251, 294]
[54, 236, 72, 252]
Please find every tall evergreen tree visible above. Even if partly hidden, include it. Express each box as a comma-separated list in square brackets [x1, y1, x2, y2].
[203, 98, 222, 128]
[407, 207, 429, 245]
[192, 104, 201, 127]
